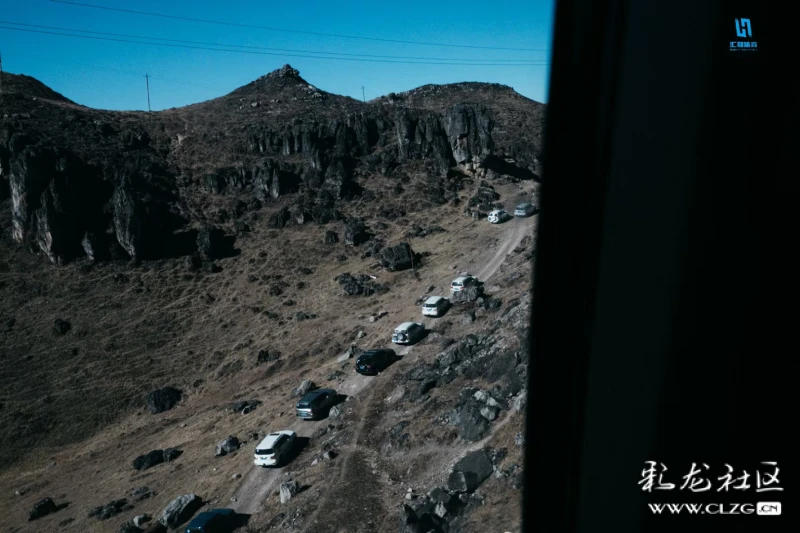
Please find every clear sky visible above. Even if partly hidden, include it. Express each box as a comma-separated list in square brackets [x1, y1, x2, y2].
[0, 0, 554, 111]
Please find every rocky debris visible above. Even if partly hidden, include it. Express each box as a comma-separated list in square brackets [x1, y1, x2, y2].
[119, 522, 144, 533]
[158, 494, 203, 529]
[146, 387, 182, 414]
[380, 242, 418, 271]
[334, 272, 389, 296]
[232, 399, 262, 414]
[451, 285, 483, 303]
[405, 225, 446, 239]
[513, 390, 527, 412]
[292, 379, 316, 396]
[323, 229, 338, 244]
[280, 479, 298, 504]
[328, 405, 342, 419]
[257, 349, 280, 364]
[142, 521, 168, 533]
[327, 370, 345, 381]
[336, 345, 362, 363]
[88, 498, 132, 520]
[28, 497, 58, 521]
[215, 436, 241, 456]
[344, 219, 370, 246]
[294, 311, 317, 321]
[514, 433, 525, 446]
[468, 182, 501, 209]
[131, 487, 154, 502]
[368, 310, 388, 322]
[132, 448, 182, 471]
[53, 318, 71, 335]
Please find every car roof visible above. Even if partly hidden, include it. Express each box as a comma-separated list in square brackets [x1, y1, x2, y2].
[359, 349, 387, 359]
[187, 509, 234, 526]
[516, 203, 532, 208]
[489, 209, 504, 214]
[257, 431, 294, 448]
[452, 276, 472, 282]
[396, 322, 419, 330]
[424, 296, 445, 304]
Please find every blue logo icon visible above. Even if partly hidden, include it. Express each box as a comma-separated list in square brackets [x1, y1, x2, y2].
[735, 18, 752, 38]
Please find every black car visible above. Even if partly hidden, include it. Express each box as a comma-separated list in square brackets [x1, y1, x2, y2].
[296, 388, 337, 420]
[184, 508, 236, 533]
[355, 349, 397, 375]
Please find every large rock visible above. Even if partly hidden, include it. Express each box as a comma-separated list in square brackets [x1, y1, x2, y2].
[323, 229, 338, 244]
[88, 498, 130, 520]
[335, 272, 388, 297]
[443, 104, 494, 165]
[158, 494, 203, 529]
[449, 400, 490, 442]
[380, 242, 416, 272]
[133, 448, 182, 471]
[279, 480, 298, 504]
[28, 497, 58, 521]
[119, 522, 144, 533]
[451, 286, 483, 303]
[448, 450, 493, 493]
[291, 379, 316, 397]
[146, 387, 182, 414]
[344, 219, 370, 246]
[215, 436, 240, 457]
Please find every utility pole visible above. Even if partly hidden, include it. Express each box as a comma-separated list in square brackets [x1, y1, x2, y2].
[361, 85, 365, 102]
[144, 73, 151, 111]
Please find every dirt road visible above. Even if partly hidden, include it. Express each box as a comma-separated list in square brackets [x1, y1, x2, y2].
[231, 215, 536, 517]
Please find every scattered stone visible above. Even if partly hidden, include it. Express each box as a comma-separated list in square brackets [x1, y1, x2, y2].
[513, 391, 527, 412]
[232, 400, 262, 414]
[280, 480, 298, 504]
[329, 405, 342, 419]
[119, 521, 144, 533]
[158, 494, 203, 529]
[322, 451, 337, 460]
[146, 387, 182, 414]
[132, 449, 182, 471]
[89, 498, 129, 520]
[356, 330, 366, 339]
[344, 219, 370, 246]
[257, 349, 280, 364]
[335, 272, 389, 297]
[514, 433, 525, 446]
[232, 473, 242, 480]
[215, 436, 240, 457]
[291, 380, 316, 397]
[28, 497, 58, 521]
[133, 515, 150, 527]
[53, 318, 71, 335]
[131, 487, 154, 502]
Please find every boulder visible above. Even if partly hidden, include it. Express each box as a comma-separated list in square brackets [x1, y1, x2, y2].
[291, 379, 316, 397]
[215, 436, 240, 457]
[133, 515, 151, 527]
[88, 498, 130, 520]
[142, 521, 167, 533]
[28, 497, 58, 521]
[158, 494, 202, 529]
[119, 522, 144, 533]
[279, 480, 298, 504]
[344, 219, 370, 246]
[146, 387, 182, 414]
[448, 450, 493, 493]
[449, 400, 490, 441]
[131, 487, 154, 502]
[323, 230, 338, 244]
[451, 286, 483, 303]
[232, 399, 262, 414]
[380, 242, 416, 272]
[53, 318, 71, 335]
[513, 391, 527, 412]
[335, 273, 388, 297]
[514, 433, 525, 446]
[132, 449, 182, 471]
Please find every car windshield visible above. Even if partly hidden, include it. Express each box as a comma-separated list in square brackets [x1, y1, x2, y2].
[424, 303, 436, 307]
[452, 282, 462, 286]
[255, 448, 274, 455]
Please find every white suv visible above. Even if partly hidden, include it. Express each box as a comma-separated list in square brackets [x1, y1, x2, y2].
[253, 430, 296, 467]
[392, 322, 425, 345]
[487, 209, 510, 223]
[422, 296, 450, 317]
[450, 276, 478, 293]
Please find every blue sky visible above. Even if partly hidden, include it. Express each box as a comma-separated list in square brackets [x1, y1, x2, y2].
[0, 0, 555, 111]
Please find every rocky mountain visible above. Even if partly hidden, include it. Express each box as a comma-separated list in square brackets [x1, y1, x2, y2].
[1, 65, 544, 266]
[0, 66, 542, 533]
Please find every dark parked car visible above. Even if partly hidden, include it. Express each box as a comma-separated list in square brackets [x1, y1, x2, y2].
[185, 508, 236, 533]
[355, 349, 397, 375]
[296, 388, 337, 420]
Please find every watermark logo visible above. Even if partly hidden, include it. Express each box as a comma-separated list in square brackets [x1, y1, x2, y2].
[735, 18, 752, 37]
[730, 18, 757, 51]
[757, 502, 782, 516]
[639, 461, 783, 493]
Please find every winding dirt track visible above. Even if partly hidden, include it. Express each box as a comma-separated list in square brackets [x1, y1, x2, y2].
[231, 216, 535, 519]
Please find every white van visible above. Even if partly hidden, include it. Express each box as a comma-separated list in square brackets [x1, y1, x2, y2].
[422, 296, 450, 317]
[253, 430, 296, 467]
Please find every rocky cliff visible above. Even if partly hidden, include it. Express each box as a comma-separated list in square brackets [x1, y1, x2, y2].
[0, 65, 544, 265]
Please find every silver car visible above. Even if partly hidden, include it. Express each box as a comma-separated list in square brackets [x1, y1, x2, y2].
[514, 203, 536, 217]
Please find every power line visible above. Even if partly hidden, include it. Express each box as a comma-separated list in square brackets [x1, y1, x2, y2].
[0, 25, 551, 67]
[20, 51, 225, 91]
[2, 21, 545, 63]
[47, 0, 550, 52]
